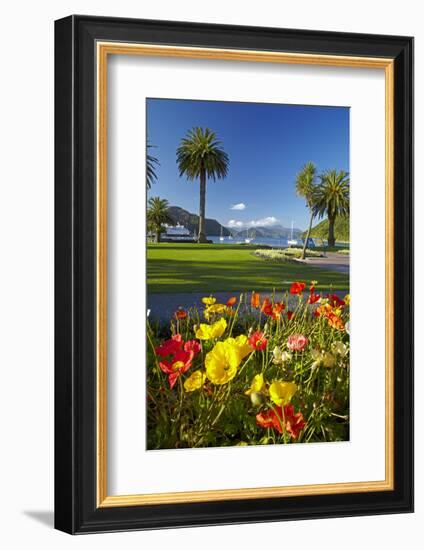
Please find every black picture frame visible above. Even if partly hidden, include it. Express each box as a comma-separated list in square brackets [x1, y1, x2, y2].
[55, 15, 414, 534]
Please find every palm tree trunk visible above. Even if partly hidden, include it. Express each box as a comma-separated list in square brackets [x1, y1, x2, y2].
[301, 213, 314, 260]
[198, 168, 207, 243]
[155, 229, 161, 243]
[328, 215, 336, 247]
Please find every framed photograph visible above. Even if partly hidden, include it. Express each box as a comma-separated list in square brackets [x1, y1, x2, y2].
[54, 15, 414, 534]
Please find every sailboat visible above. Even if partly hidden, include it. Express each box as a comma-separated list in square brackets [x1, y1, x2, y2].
[244, 227, 253, 244]
[288, 220, 299, 246]
[219, 226, 225, 241]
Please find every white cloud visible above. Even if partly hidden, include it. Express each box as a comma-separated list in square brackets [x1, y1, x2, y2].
[249, 216, 279, 227]
[227, 219, 244, 228]
[226, 216, 279, 229]
[230, 202, 246, 211]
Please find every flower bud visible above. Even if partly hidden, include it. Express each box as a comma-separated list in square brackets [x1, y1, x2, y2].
[250, 391, 266, 407]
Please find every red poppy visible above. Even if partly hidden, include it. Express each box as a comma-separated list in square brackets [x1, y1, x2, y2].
[261, 297, 272, 316]
[184, 339, 202, 355]
[256, 405, 305, 439]
[290, 281, 306, 295]
[256, 409, 284, 433]
[251, 292, 261, 309]
[226, 296, 237, 307]
[159, 349, 194, 388]
[327, 293, 345, 307]
[174, 308, 188, 319]
[287, 310, 295, 321]
[155, 334, 184, 357]
[249, 331, 268, 351]
[308, 291, 321, 304]
[284, 405, 306, 439]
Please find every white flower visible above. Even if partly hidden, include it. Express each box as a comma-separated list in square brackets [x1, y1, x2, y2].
[332, 341, 348, 357]
[322, 352, 336, 368]
[272, 346, 292, 364]
[311, 349, 322, 361]
[345, 321, 350, 335]
[310, 349, 323, 369]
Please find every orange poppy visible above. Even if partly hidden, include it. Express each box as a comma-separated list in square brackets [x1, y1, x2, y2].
[226, 296, 237, 307]
[174, 308, 188, 319]
[251, 292, 261, 308]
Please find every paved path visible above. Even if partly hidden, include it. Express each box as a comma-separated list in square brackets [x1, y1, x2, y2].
[295, 252, 349, 274]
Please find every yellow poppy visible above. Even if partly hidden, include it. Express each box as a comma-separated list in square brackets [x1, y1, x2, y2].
[204, 303, 228, 320]
[205, 340, 242, 384]
[227, 334, 252, 360]
[195, 317, 227, 340]
[269, 380, 298, 406]
[202, 296, 216, 306]
[344, 294, 350, 306]
[184, 370, 206, 392]
[245, 373, 266, 395]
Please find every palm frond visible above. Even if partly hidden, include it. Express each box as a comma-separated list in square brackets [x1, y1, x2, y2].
[146, 141, 160, 190]
[312, 169, 350, 220]
[176, 127, 229, 181]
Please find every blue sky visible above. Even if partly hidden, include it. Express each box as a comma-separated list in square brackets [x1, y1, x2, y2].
[147, 98, 349, 231]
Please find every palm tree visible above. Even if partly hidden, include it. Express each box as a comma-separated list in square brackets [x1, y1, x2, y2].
[177, 127, 229, 243]
[295, 162, 318, 260]
[313, 169, 349, 247]
[147, 197, 173, 243]
[146, 141, 159, 190]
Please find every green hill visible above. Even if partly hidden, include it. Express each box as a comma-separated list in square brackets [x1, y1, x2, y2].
[303, 216, 349, 243]
[168, 206, 231, 237]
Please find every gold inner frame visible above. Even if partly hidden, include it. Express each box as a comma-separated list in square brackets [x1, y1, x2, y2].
[96, 42, 395, 508]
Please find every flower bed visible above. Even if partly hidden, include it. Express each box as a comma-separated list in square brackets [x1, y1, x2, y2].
[147, 281, 350, 449]
[254, 248, 324, 261]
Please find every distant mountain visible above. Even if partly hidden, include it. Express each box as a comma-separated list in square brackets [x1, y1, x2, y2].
[232, 224, 303, 239]
[302, 217, 349, 242]
[168, 206, 232, 236]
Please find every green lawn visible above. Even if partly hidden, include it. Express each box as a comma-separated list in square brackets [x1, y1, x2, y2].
[147, 243, 349, 294]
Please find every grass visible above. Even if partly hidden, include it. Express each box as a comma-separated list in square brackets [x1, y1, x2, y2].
[147, 243, 349, 294]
